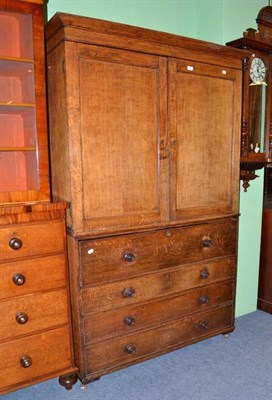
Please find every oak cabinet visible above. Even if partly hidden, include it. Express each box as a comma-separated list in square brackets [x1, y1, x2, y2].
[46, 12, 246, 386]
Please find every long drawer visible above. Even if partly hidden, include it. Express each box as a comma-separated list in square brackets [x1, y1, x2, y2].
[80, 219, 237, 285]
[81, 257, 235, 313]
[0, 289, 69, 341]
[0, 254, 67, 300]
[85, 305, 233, 376]
[83, 281, 233, 344]
[0, 326, 72, 391]
[0, 220, 65, 262]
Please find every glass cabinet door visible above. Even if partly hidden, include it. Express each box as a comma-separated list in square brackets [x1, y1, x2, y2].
[0, 1, 50, 204]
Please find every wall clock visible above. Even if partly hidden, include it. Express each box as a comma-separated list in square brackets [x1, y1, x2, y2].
[227, 6, 272, 192]
[250, 57, 267, 84]
[228, 5, 272, 314]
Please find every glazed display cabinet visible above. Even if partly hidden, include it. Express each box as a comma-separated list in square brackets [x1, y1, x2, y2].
[0, 1, 76, 395]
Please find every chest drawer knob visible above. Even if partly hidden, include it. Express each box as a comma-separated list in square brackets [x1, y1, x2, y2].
[199, 295, 209, 304]
[16, 312, 29, 325]
[122, 251, 136, 262]
[124, 316, 136, 326]
[20, 355, 33, 368]
[124, 344, 136, 354]
[200, 269, 210, 280]
[122, 287, 136, 298]
[9, 237, 23, 250]
[202, 236, 212, 248]
[198, 320, 209, 330]
[13, 273, 26, 286]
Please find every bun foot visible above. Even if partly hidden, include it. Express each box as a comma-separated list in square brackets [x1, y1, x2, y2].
[223, 333, 231, 338]
[58, 373, 78, 390]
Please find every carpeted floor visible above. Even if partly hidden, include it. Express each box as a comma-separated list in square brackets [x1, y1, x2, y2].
[2, 310, 272, 400]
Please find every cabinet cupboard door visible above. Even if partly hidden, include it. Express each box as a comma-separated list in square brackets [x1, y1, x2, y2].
[169, 59, 241, 220]
[52, 44, 168, 234]
[0, 1, 50, 204]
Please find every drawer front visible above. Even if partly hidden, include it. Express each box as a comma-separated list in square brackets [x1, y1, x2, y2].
[0, 289, 69, 341]
[0, 221, 65, 262]
[80, 219, 237, 285]
[85, 305, 233, 375]
[82, 257, 235, 313]
[0, 326, 72, 390]
[84, 281, 234, 344]
[0, 254, 67, 300]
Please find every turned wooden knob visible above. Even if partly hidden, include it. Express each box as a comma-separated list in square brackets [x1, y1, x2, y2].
[20, 355, 33, 368]
[198, 320, 209, 330]
[9, 237, 23, 250]
[124, 316, 136, 326]
[16, 312, 29, 324]
[13, 273, 26, 286]
[122, 288, 135, 298]
[199, 295, 209, 304]
[125, 344, 136, 354]
[200, 269, 210, 280]
[202, 236, 212, 248]
[122, 251, 136, 262]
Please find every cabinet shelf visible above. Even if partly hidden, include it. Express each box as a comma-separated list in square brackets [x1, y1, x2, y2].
[0, 147, 36, 152]
[240, 152, 267, 192]
[0, 102, 35, 109]
[0, 58, 34, 69]
[0, 58, 35, 104]
[240, 152, 267, 170]
[0, 55, 33, 63]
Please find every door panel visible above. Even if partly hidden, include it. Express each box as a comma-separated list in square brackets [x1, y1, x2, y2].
[169, 59, 241, 220]
[74, 44, 168, 232]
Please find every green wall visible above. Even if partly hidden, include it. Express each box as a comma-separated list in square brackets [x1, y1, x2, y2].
[47, 0, 267, 317]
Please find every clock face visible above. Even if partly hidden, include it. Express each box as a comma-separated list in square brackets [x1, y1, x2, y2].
[250, 57, 266, 83]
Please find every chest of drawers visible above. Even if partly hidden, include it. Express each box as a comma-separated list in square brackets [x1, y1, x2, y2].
[68, 218, 237, 383]
[0, 203, 77, 395]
